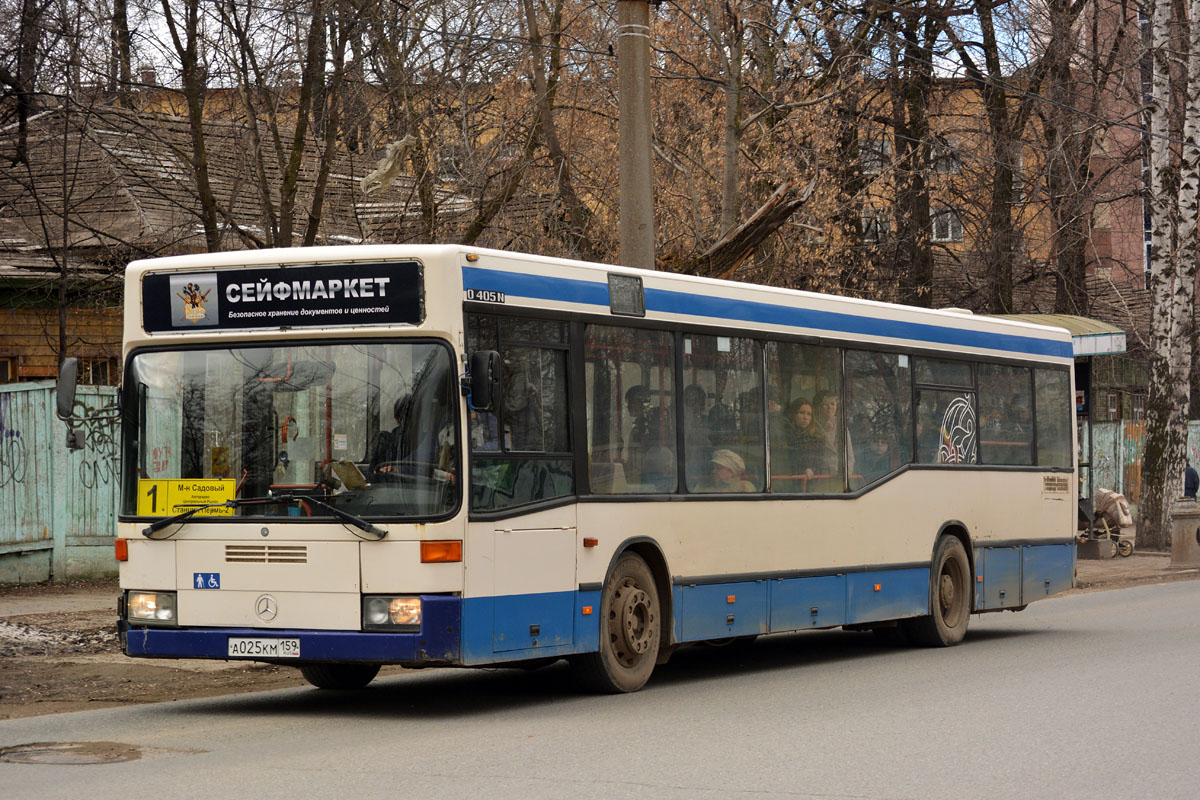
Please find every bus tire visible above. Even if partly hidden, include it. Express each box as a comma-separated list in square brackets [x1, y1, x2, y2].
[299, 662, 381, 690]
[902, 536, 971, 647]
[571, 552, 661, 693]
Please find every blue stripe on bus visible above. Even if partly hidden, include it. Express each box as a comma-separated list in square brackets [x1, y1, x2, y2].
[462, 267, 610, 306]
[121, 545, 1073, 666]
[461, 266, 1073, 359]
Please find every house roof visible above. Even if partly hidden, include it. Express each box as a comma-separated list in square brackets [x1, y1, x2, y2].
[0, 103, 545, 259]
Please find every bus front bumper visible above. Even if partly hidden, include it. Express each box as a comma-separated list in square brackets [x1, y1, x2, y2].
[119, 595, 461, 665]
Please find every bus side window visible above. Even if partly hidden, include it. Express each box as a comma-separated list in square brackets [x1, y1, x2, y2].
[684, 335, 763, 493]
[914, 358, 976, 465]
[845, 350, 913, 488]
[765, 341, 843, 493]
[978, 364, 1033, 465]
[467, 315, 574, 512]
[584, 325, 676, 494]
[1034, 368, 1071, 467]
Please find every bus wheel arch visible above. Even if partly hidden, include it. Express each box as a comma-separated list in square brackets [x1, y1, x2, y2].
[935, 521, 975, 585]
[902, 526, 973, 647]
[572, 541, 669, 692]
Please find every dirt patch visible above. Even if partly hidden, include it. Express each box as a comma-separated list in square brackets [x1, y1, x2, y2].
[0, 604, 313, 720]
[0, 582, 414, 720]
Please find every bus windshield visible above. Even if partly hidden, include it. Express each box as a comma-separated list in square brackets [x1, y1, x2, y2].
[122, 341, 458, 520]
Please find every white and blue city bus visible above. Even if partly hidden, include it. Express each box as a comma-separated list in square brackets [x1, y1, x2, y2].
[58, 245, 1076, 692]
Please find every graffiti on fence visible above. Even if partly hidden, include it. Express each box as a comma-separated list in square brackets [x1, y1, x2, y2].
[73, 395, 118, 489]
[0, 393, 27, 488]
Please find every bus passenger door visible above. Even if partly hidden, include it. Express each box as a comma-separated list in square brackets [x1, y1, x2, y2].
[490, 513, 578, 653]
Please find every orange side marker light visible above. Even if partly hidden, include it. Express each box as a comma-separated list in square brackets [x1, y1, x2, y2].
[114, 539, 128, 562]
[420, 540, 462, 563]
[583, 537, 598, 548]
[581, 606, 593, 615]
[726, 595, 736, 604]
[873, 583, 882, 592]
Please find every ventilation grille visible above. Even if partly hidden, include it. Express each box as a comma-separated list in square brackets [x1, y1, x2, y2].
[225, 544, 307, 564]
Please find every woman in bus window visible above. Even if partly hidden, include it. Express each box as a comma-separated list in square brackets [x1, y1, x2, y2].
[812, 389, 852, 479]
[777, 398, 817, 490]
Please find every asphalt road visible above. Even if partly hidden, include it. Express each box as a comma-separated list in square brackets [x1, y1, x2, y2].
[2, 581, 1197, 800]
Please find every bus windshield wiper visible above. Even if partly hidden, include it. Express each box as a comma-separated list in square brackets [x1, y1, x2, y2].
[142, 494, 386, 540]
[141, 498, 268, 538]
[280, 494, 387, 539]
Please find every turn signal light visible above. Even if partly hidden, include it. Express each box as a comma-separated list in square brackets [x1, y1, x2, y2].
[114, 539, 128, 562]
[420, 540, 462, 563]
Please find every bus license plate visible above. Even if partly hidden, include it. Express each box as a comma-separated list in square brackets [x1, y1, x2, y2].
[227, 637, 300, 658]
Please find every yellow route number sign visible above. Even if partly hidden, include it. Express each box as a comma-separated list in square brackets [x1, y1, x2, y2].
[137, 479, 235, 517]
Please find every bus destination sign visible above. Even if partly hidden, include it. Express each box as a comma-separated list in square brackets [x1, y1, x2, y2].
[142, 261, 424, 333]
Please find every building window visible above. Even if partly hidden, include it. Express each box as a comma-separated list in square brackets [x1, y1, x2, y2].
[1132, 394, 1146, 421]
[1010, 151, 1025, 203]
[1107, 392, 1120, 421]
[79, 358, 117, 385]
[930, 139, 961, 175]
[0, 357, 15, 383]
[861, 207, 891, 242]
[931, 208, 963, 242]
[860, 136, 891, 175]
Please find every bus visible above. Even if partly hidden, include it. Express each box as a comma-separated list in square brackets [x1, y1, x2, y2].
[58, 245, 1076, 693]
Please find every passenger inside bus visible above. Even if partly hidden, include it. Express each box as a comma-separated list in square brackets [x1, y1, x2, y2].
[623, 384, 654, 484]
[370, 394, 454, 484]
[780, 397, 821, 490]
[697, 449, 755, 493]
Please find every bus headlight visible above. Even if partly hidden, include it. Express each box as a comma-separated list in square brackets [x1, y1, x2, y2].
[362, 596, 421, 631]
[127, 591, 177, 625]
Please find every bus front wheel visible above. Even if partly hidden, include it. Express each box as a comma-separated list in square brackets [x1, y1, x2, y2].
[902, 536, 971, 647]
[299, 662, 381, 690]
[571, 552, 660, 693]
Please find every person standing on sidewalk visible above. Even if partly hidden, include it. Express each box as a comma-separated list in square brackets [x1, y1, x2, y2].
[1185, 462, 1198, 500]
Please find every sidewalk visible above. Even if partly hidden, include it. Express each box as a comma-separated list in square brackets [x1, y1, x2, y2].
[1073, 549, 1200, 590]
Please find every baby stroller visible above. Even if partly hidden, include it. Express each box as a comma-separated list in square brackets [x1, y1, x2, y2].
[1077, 489, 1134, 557]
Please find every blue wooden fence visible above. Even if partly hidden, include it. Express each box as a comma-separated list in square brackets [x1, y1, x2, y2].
[0, 381, 119, 583]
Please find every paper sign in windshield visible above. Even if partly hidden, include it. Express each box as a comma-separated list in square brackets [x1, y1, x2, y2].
[137, 479, 235, 517]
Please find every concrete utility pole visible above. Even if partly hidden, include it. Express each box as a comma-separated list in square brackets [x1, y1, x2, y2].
[616, 0, 655, 270]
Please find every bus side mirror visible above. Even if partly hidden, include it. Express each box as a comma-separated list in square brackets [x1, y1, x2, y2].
[468, 350, 501, 411]
[56, 357, 78, 421]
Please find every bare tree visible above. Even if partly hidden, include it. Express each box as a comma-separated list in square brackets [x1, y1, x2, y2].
[1140, 0, 1198, 548]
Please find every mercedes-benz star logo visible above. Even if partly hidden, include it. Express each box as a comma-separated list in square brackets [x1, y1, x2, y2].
[255, 594, 278, 622]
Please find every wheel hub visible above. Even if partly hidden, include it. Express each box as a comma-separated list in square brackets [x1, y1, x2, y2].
[939, 572, 956, 611]
[616, 586, 652, 655]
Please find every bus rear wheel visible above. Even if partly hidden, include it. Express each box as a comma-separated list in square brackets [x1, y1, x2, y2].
[571, 552, 661, 693]
[299, 662, 381, 690]
[902, 536, 971, 647]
